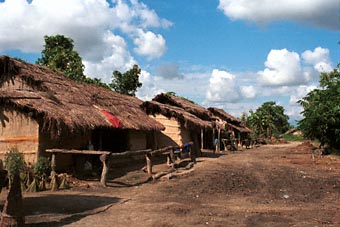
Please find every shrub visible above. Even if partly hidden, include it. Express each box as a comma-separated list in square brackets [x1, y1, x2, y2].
[34, 157, 51, 178]
[4, 147, 24, 179]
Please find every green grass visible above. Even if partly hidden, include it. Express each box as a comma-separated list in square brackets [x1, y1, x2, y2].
[282, 134, 304, 141]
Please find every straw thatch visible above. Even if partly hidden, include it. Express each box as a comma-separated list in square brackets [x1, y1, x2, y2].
[208, 107, 251, 133]
[141, 101, 213, 131]
[0, 56, 164, 134]
[152, 93, 214, 121]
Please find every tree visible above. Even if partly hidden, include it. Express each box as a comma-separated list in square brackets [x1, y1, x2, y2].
[36, 35, 86, 81]
[247, 102, 290, 138]
[109, 65, 142, 96]
[298, 68, 340, 149]
[0, 147, 25, 227]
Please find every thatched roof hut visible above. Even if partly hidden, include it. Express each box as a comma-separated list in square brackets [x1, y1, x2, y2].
[0, 56, 164, 134]
[141, 100, 213, 151]
[0, 56, 165, 167]
[141, 101, 213, 131]
[152, 93, 214, 121]
[208, 107, 251, 133]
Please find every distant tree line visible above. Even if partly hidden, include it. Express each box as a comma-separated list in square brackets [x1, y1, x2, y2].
[241, 101, 291, 139]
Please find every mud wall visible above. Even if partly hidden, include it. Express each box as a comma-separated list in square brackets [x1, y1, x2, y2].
[0, 110, 39, 164]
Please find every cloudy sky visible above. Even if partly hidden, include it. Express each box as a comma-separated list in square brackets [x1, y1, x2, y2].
[0, 0, 339, 124]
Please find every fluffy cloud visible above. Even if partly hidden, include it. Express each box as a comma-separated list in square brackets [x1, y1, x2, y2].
[258, 49, 310, 86]
[218, 0, 340, 30]
[302, 47, 333, 73]
[83, 32, 136, 82]
[289, 85, 317, 105]
[136, 70, 165, 101]
[0, 0, 170, 81]
[133, 29, 167, 60]
[206, 69, 240, 103]
[240, 85, 256, 99]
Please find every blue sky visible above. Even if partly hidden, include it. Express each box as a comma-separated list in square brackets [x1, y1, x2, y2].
[0, 0, 339, 124]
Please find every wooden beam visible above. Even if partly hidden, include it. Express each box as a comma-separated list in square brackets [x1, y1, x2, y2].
[45, 149, 111, 155]
[149, 146, 173, 156]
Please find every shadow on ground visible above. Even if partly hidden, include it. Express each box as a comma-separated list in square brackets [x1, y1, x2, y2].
[23, 194, 120, 227]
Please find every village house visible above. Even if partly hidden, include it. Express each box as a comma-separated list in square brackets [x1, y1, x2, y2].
[150, 93, 223, 151]
[141, 100, 213, 156]
[208, 107, 252, 149]
[0, 56, 164, 171]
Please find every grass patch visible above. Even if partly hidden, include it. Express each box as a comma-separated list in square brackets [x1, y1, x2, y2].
[282, 134, 304, 141]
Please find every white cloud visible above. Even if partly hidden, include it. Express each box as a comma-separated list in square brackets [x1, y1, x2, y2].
[240, 85, 256, 99]
[218, 0, 340, 30]
[133, 29, 167, 60]
[289, 85, 317, 105]
[83, 32, 136, 82]
[130, 0, 172, 29]
[258, 49, 310, 86]
[302, 47, 333, 73]
[136, 70, 164, 101]
[206, 69, 240, 103]
[0, 0, 170, 81]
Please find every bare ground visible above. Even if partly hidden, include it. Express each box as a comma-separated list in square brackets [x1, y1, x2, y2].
[2, 141, 340, 227]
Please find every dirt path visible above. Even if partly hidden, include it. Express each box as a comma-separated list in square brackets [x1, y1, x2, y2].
[6, 141, 340, 226]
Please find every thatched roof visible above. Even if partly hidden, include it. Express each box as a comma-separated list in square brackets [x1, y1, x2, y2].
[208, 107, 251, 133]
[0, 56, 164, 133]
[208, 107, 241, 125]
[141, 101, 213, 131]
[152, 93, 214, 121]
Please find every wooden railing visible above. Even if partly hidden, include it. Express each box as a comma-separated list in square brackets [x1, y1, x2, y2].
[46, 145, 196, 187]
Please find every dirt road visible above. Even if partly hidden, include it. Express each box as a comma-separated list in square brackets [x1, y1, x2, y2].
[9, 141, 340, 226]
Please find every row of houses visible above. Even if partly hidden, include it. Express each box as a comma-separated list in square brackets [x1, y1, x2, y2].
[0, 56, 251, 171]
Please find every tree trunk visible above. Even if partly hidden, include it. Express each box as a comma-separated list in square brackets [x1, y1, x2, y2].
[0, 174, 25, 227]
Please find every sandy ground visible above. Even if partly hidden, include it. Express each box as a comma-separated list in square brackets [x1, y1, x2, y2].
[2, 141, 340, 227]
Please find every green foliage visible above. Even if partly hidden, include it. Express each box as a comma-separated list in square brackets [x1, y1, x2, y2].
[109, 64, 142, 96]
[83, 77, 111, 89]
[34, 157, 51, 178]
[4, 147, 24, 178]
[247, 101, 290, 138]
[281, 134, 304, 141]
[298, 67, 340, 149]
[36, 35, 86, 81]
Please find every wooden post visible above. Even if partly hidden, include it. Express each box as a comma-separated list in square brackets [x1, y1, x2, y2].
[168, 149, 176, 168]
[189, 146, 196, 164]
[100, 154, 110, 187]
[51, 153, 56, 173]
[217, 128, 221, 153]
[145, 153, 152, 176]
[200, 128, 204, 150]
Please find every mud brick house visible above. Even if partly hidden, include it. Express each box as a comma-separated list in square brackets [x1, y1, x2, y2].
[147, 93, 222, 151]
[0, 56, 164, 170]
[141, 100, 213, 155]
[208, 107, 252, 145]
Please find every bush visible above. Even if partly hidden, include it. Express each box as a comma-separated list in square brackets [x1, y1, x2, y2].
[4, 147, 24, 178]
[34, 157, 51, 178]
